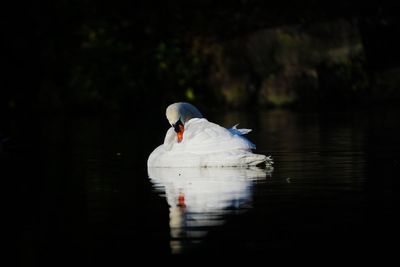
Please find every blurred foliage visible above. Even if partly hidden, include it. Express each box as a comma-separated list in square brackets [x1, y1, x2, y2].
[153, 39, 209, 104]
[315, 53, 370, 108]
[2, 0, 400, 114]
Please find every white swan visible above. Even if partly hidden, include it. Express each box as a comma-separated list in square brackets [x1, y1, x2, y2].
[147, 102, 272, 167]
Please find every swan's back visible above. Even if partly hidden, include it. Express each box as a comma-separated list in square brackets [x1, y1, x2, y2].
[148, 118, 269, 167]
[166, 118, 255, 153]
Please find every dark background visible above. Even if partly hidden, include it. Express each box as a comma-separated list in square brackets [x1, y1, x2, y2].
[2, 0, 400, 115]
[2, 0, 399, 264]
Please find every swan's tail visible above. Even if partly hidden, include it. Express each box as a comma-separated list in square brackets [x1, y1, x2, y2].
[229, 124, 252, 135]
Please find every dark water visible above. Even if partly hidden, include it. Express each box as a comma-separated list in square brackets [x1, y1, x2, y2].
[9, 109, 398, 264]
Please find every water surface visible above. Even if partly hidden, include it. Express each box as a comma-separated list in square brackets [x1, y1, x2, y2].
[14, 109, 398, 263]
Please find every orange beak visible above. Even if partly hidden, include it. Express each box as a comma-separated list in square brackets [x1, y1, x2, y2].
[177, 124, 184, 142]
[178, 192, 185, 207]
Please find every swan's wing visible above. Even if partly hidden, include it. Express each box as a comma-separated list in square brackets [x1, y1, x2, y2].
[149, 118, 272, 167]
[181, 118, 256, 153]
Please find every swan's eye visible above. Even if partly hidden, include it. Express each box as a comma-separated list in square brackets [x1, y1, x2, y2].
[173, 119, 183, 133]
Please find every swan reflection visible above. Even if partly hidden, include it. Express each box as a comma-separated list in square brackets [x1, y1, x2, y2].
[148, 166, 273, 254]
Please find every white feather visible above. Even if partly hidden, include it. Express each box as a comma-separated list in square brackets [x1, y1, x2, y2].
[148, 117, 270, 167]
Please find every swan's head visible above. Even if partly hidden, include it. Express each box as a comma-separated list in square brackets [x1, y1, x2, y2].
[166, 102, 203, 142]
